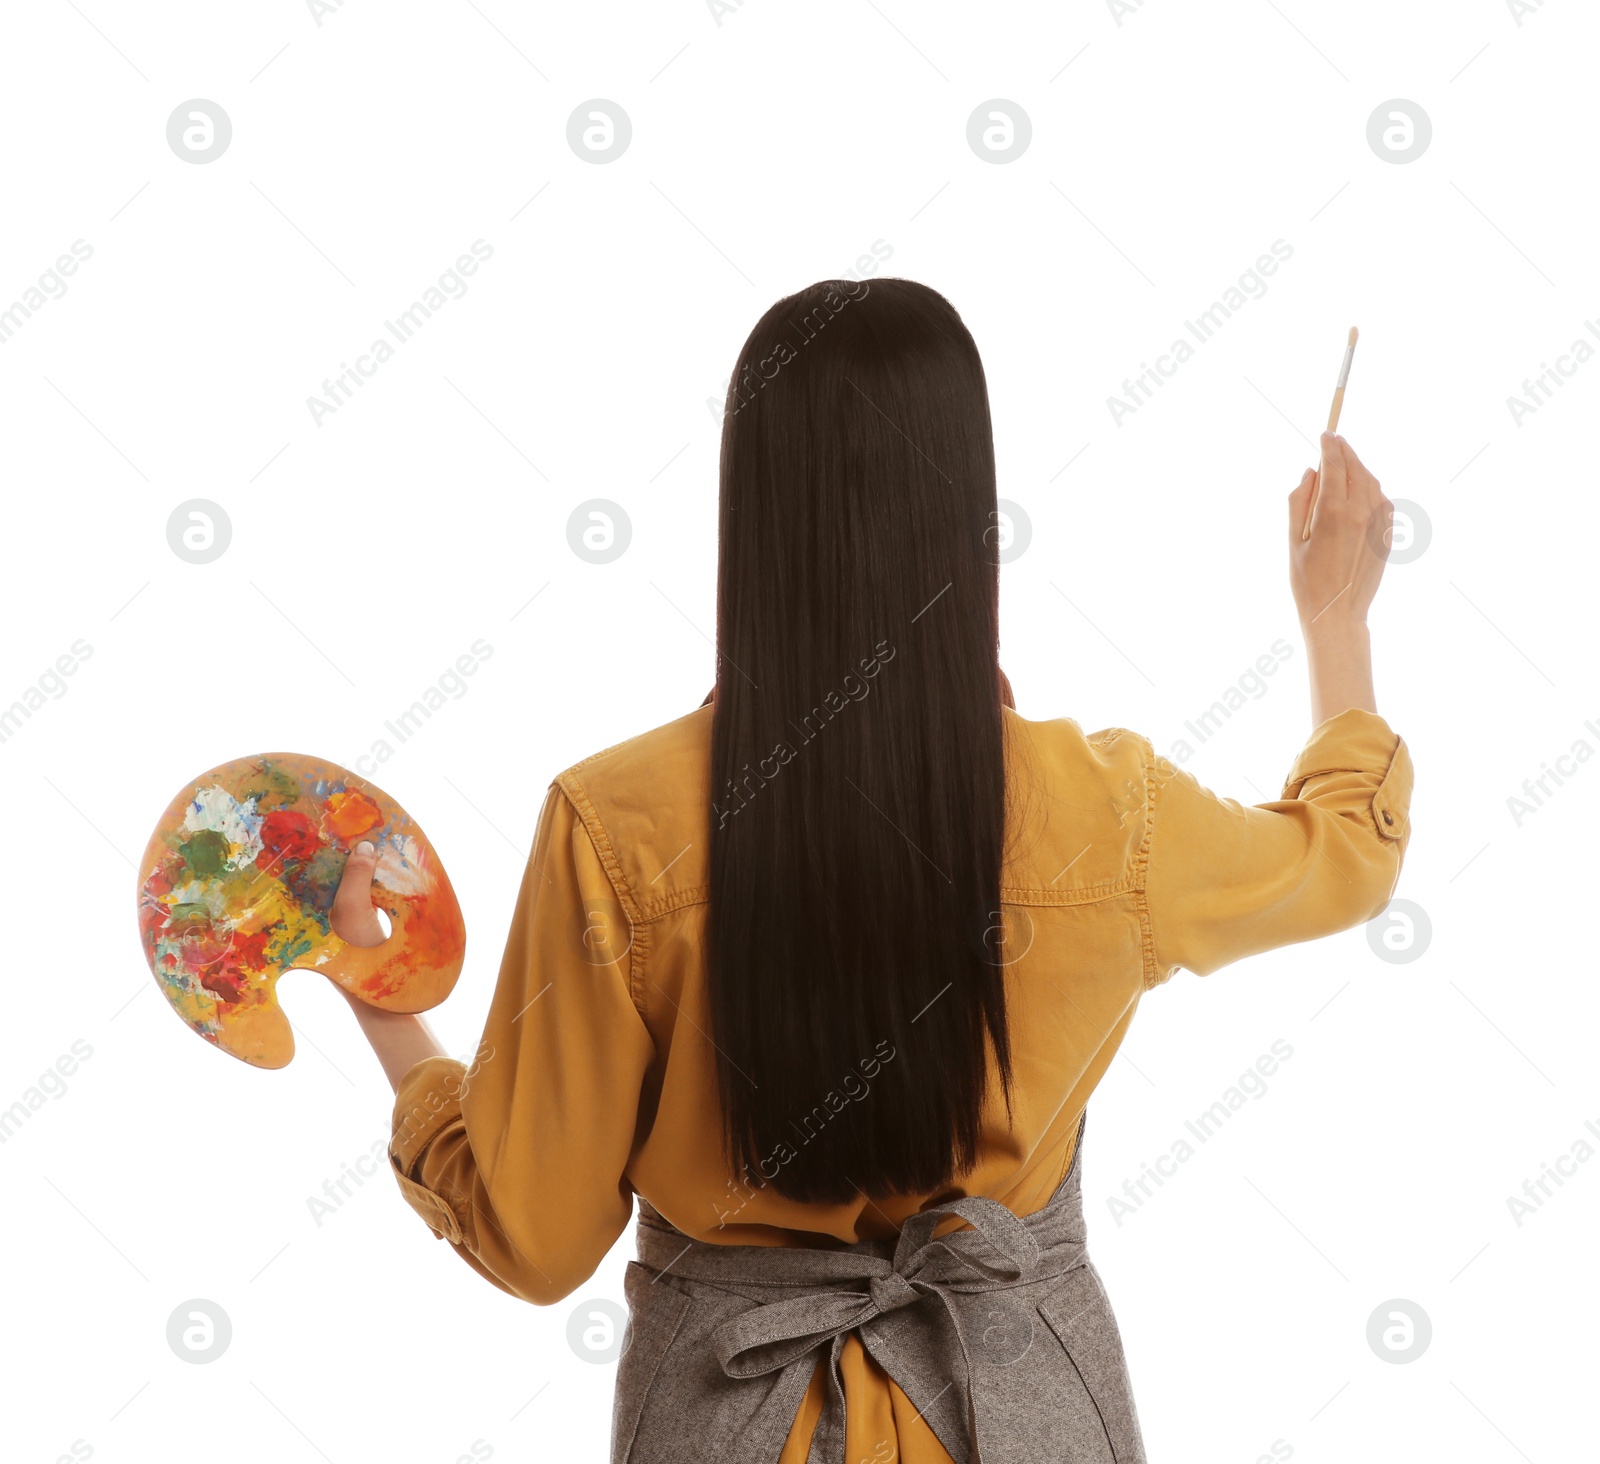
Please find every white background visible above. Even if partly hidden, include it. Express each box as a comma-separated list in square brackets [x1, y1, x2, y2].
[2, 1, 1595, 1460]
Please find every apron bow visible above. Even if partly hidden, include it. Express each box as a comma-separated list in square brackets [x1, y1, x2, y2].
[712, 1193, 1042, 1381]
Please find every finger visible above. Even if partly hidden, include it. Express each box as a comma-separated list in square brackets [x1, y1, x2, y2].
[332, 839, 389, 947]
[1335, 434, 1379, 503]
[1319, 431, 1349, 503]
[1288, 467, 1316, 539]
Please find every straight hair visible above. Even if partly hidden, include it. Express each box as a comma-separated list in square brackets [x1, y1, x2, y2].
[707, 277, 1013, 1204]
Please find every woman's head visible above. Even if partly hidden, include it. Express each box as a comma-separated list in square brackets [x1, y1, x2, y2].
[707, 278, 1014, 1203]
[715, 277, 1000, 672]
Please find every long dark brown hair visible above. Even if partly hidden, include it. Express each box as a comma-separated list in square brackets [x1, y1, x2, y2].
[707, 277, 1012, 1204]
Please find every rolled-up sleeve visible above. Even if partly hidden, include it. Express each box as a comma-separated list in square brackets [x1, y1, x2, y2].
[1144, 708, 1414, 983]
[387, 782, 655, 1304]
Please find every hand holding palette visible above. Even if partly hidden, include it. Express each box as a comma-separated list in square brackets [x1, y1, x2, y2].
[136, 753, 466, 1068]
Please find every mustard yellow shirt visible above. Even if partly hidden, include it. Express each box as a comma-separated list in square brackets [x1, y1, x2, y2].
[389, 702, 1413, 1463]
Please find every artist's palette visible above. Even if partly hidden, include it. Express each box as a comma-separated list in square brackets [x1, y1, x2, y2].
[136, 753, 466, 1068]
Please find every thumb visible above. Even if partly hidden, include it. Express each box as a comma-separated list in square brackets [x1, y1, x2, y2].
[331, 839, 389, 947]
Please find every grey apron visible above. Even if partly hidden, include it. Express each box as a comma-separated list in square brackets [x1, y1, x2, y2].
[611, 1112, 1148, 1463]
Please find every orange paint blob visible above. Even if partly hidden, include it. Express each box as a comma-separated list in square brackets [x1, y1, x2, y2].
[324, 789, 384, 841]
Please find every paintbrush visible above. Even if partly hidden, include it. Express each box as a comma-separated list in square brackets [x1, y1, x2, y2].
[1302, 326, 1359, 541]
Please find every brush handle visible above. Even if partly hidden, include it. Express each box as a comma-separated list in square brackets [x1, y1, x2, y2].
[1300, 427, 1335, 541]
[1304, 334, 1357, 539]
[1303, 389, 1349, 538]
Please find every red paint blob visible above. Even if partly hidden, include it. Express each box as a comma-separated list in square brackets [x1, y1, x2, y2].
[259, 809, 321, 864]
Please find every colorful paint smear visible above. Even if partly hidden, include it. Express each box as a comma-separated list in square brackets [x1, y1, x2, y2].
[135, 753, 466, 1068]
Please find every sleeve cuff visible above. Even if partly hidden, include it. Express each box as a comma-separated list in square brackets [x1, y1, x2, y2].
[389, 1157, 464, 1243]
[1280, 707, 1413, 845]
[389, 1055, 470, 1243]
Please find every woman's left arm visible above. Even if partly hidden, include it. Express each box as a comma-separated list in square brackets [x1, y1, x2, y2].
[326, 788, 656, 1305]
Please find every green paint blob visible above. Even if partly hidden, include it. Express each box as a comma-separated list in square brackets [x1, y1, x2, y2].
[179, 828, 231, 877]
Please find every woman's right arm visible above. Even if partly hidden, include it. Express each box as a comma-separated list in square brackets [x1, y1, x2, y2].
[1140, 432, 1411, 983]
